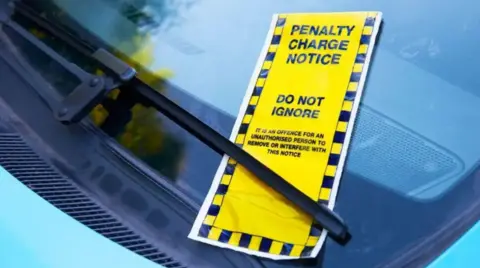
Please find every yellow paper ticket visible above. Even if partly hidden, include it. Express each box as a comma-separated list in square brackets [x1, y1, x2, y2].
[189, 11, 382, 259]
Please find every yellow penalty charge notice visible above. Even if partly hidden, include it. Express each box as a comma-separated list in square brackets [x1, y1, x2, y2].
[189, 11, 382, 259]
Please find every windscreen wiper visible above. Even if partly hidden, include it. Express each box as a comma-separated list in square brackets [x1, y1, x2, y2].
[3, 1, 350, 244]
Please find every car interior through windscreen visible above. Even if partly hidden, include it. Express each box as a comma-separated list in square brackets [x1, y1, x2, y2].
[0, 0, 480, 267]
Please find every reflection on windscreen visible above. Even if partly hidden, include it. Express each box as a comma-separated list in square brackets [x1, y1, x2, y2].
[50, 0, 480, 201]
[54, 0, 480, 114]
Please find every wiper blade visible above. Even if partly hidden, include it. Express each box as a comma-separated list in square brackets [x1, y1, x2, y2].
[7, 1, 350, 243]
[134, 79, 349, 242]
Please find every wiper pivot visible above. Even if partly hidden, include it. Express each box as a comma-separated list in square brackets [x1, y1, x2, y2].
[1, 20, 107, 124]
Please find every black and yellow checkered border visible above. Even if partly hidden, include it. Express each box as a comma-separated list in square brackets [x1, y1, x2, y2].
[197, 13, 378, 257]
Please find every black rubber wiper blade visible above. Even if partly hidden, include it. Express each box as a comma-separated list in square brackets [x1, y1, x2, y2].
[10, 1, 350, 243]
[133, 79, 349, 242]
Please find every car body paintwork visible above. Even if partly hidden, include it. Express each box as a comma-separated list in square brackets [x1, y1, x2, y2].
[0, 167, 164, 268]
[428, 221, 480, 268]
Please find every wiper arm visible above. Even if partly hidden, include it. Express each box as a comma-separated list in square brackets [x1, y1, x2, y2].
[6, 1, 350, 243]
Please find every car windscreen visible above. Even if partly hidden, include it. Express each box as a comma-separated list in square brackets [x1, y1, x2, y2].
[10, 0, 480, 267]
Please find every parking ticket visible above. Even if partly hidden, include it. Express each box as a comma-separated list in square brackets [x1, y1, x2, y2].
[189, 11, 382, 259]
